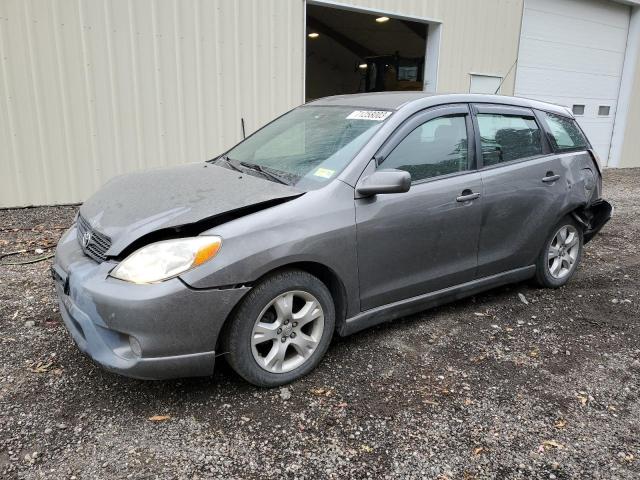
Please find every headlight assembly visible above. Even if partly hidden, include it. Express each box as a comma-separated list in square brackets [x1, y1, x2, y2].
[110, 236, 222, 284]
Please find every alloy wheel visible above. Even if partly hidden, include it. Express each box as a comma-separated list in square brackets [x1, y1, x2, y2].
[547, 225, 580, 279]
[250, 290, 325, 373]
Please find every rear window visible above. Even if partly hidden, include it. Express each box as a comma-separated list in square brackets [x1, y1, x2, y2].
[476, 114, 543, 166]
[542, 113, 589, 152]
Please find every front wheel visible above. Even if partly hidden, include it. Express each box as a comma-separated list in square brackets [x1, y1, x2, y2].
[534, 216, 583, 288]
[223, 269, 335, 387]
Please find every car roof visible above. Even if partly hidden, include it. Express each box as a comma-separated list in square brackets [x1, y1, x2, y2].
[307, 92, 572, 117]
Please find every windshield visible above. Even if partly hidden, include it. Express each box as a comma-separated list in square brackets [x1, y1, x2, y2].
[220, 106, 390, 189]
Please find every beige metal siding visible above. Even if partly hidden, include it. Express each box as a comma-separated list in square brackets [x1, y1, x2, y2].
[333, 0, 524, 94]
[617, 7, 640, 168]
[0, 0, 524, 207]
[0, 0, 304, 207]
[618, 54, 640, 168]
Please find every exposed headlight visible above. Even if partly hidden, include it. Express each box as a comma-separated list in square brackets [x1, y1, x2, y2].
[110, 236, 222, 284]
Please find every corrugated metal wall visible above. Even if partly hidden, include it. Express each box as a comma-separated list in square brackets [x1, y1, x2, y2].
[0, 0, 304, 207]
[0, 0, 524, 207]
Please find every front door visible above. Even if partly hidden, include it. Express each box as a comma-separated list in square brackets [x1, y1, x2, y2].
[355, 104, 483, 311]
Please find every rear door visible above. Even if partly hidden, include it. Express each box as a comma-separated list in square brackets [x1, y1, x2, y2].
[472, 104, 567, 277]
[355, 104, 483, 310]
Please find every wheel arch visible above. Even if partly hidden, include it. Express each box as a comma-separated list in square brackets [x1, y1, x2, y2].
[215, 261, 351, 352]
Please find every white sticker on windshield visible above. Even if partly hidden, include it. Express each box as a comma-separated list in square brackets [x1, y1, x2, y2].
[346, 110, 392, 121]
[314, 168, 335, 179]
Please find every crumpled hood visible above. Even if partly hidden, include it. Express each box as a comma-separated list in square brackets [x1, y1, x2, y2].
[79, 162, 303, 256]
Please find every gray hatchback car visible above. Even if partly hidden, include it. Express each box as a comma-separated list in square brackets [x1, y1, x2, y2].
[53, 93, 612, 387]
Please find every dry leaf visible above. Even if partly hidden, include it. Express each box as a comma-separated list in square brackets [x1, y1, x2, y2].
[554, 419, 567, 429]
[148, 415, 170, 422]
[423, 399, 439, 406]
[473, 446, 484, 455]
[28, 361, 53, 373]
[310, 387, 334, 397]
[529, 350, 539, 358]
[360, 444, 373, 453]
[542, 440, 564, 450]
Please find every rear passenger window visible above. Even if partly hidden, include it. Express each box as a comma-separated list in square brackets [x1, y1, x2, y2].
[542, 113, 589, 151]
[477, 114, 543, 166]
[382, 115, 469, 182]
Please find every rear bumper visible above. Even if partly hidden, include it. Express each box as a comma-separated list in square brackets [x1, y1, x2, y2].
[53, 227, 250, 380]
[582, 199, 613, 243]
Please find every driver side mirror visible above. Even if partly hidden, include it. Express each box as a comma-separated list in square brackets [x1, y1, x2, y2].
[356, 169, 411, 197]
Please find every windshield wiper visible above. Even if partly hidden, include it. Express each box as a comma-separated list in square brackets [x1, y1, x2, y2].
[215, 154, 243, 173]
[238, 161, 291, 186]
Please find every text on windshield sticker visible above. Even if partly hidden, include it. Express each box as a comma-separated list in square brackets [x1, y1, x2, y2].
[346, 110, 392, 121]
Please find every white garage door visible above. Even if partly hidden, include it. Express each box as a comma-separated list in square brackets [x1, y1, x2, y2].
[514, 0, 631, 161]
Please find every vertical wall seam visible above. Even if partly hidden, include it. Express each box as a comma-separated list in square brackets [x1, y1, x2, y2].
[232, 0, 242, 142]
[150, 0, 166, 166]
[51, 0, 77, 200]
[194, 0, 205, 160]
[78, 0, 101, 190]
[23, 0, 53, 202]
[103, 0, 123, 174]
[250, 1, 257, 133]
[213, 1, 223, 150]
[0, 7, 25, 204]
[173, 0, 186, 162]
[127, 0, 144, 171]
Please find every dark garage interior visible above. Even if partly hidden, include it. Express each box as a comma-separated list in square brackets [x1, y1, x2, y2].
[305, 4, 428, 101]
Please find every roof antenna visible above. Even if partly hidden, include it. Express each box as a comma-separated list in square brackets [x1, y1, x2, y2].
[241, 117, 246, 139]
[495, 57, 518, 95]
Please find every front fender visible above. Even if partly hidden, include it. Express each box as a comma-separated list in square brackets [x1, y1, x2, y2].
[178, 181, 361, 317]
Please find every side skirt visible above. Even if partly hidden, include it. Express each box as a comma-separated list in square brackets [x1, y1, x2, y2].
[338, 265, 536, 336]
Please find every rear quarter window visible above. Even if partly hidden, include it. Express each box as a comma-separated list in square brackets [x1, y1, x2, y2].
[542, 113, 589, 152]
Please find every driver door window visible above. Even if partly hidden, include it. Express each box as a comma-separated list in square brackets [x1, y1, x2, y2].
[381, 115, 470, 182]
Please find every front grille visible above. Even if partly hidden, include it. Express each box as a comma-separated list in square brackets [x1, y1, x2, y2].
[76, 215, 112, 262]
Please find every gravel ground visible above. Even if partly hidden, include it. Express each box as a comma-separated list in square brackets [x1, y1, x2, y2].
[1, 169, 639, 479]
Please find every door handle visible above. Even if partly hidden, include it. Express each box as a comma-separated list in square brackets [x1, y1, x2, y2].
[456, 191, 481, 203]
[542, 173, 560, 183]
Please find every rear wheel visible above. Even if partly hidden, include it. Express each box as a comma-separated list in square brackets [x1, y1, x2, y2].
[223, 269, 335, 387]
[535, 216, 583, 288]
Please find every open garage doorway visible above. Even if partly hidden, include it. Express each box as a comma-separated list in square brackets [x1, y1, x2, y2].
[305, 3, 439, 101]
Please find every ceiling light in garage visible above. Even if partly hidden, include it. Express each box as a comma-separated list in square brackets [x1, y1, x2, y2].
[308, 32, 319, 38]
[376, 16, 390, 23]
[359, 63, 368, 69]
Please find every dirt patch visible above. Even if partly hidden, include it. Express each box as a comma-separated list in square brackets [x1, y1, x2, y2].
[1, 170, 639, 479]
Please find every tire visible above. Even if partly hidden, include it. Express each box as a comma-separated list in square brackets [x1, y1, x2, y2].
[223, 269, 335, 387]
[534, 215, 584, 288]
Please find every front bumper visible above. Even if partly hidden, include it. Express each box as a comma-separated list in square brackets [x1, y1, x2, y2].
[52, 227, 250, 380]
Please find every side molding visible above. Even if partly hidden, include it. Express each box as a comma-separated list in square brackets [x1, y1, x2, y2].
[338, 266, 536, 336]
